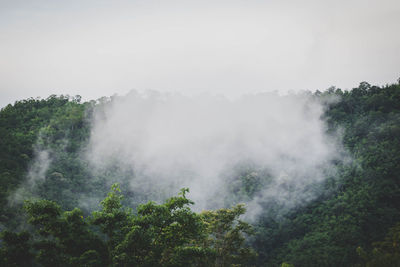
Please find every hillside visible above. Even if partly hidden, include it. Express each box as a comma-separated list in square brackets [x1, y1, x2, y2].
[1, 81, 400, 266]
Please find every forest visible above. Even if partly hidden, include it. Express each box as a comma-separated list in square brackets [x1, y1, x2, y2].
[1, 80, 400, 266]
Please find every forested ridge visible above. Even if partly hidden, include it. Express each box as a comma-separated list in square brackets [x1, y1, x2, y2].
[1, 80, 400, 266]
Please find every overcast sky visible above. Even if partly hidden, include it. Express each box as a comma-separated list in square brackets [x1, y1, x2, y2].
[1, 0, 399, 107]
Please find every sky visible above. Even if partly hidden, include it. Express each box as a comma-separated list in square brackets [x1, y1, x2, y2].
[1, 0, 400, 107]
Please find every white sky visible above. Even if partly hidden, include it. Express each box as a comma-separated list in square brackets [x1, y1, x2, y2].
[1, 0, 399, 107]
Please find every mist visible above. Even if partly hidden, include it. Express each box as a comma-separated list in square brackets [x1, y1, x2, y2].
[85, 91, 344, 219]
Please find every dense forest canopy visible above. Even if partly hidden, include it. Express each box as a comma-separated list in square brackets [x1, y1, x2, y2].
[1, 80, 400, 266]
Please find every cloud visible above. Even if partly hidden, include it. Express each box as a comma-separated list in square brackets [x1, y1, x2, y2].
[86, 90, 344, 219]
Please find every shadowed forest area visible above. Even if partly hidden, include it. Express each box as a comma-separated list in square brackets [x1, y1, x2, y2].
[1, 80, 400, 266]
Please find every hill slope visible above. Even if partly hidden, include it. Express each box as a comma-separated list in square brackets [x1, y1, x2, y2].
[1, 81, 400, 266]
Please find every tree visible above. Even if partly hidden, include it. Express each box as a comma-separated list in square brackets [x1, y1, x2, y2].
[108, 187, 213, 266]
[201, 204, 257, 266]
[1, 184, 256, 266]
[0, 231, 33, 267]
[23, 199, 107, 266]
[357, 222, 400, 266]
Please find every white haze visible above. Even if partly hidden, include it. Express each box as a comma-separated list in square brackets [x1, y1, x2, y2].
[87, 91, 343, 219]
[1, 0, 400, 108]
[10, 143, 52, 205]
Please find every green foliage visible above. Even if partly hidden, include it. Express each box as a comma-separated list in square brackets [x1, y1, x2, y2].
[201, 204, 257, 266]
[0, 95, 91, 228]
[1, 185, 254, 266]
[357, 222, 400, 267]
[0, 231, 33, 267]
[23, 199, 108, 266]
[1, 81, 400, 266]
[252, 81, 400, 266]
[111, 188, 211, 266]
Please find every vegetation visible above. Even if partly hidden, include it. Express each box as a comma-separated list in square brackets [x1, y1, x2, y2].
[0, 185, 255, 266]
[252, 81, 400, 266]
[0, 96, 88, 224]
[356, 222, 400, 266]
[1, 80, 400, 266]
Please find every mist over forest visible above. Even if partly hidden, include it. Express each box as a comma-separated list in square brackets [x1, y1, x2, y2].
[1, 80, 400, 266]
[86, 91, 344, 216]
[1, 0, 400, 265]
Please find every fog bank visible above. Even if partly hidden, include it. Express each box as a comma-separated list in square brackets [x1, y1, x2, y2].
[86, 91, 343, 218]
